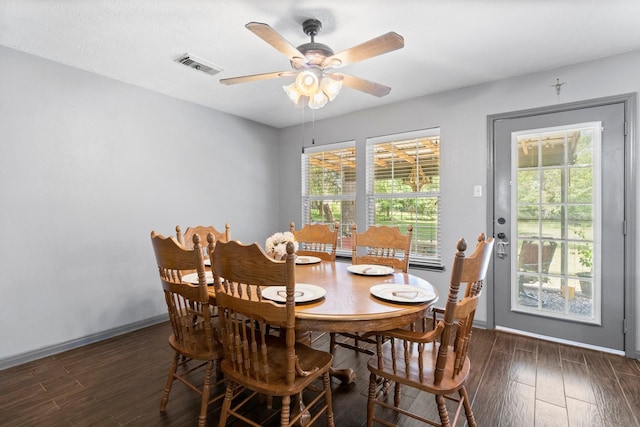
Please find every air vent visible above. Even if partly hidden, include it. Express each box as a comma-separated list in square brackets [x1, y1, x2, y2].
[176, 53, 224, 76]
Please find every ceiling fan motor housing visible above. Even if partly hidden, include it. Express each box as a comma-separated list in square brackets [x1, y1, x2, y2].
[295, 43, 334, 67]
[293, 19, 334, 68]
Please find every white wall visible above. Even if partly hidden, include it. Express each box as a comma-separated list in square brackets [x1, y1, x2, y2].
[0, 45, 281, 363]
[278, 50, 640, 355]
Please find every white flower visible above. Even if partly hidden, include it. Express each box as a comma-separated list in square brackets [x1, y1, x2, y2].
[265, 231, 299, 258]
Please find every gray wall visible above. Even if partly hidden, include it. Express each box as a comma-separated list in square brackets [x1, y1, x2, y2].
[277, 50, 640, 355]
[0, 45, 281, 364]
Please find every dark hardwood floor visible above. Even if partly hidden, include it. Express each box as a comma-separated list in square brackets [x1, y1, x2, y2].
[1, 322, 639, 426]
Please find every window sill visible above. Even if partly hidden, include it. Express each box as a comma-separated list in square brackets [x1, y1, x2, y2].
[409, 262, 445, 272]
[335, 255, 445, 272]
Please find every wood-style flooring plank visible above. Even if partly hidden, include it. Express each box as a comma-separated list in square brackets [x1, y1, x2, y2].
[590, 374, 637, 426]
[608, 353, 640, 376]
[617, 372, 640, 425]
[584, 348, 615, 376]
[497, 381, 535, 427]
[465, 333, 495, 400]
[514, 334, 538, 353]
[559, 344, 586, 364]
[535, 361, 566, 407]
[0, 382, 45, 409]
[534, 399, 569, 427]
[492, 330, 518, 355]
[469, 348, 512, 426]
[566, 396, 606, 427]
[562, 360, 596, 404]
[536, 339, 561, 367]
[510, 348, 537, 386]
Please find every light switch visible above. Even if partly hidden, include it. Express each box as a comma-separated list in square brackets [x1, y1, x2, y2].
[474, 185, 482, 197]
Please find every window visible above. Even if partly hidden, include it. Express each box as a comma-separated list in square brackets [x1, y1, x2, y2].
[366, 129, 441, 266]
[301, 141, 356, 253]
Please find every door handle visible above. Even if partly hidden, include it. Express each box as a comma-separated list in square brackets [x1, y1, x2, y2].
[495, 232, 509, 257]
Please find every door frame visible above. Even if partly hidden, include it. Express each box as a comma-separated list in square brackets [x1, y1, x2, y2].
[486, 94, 637, 358]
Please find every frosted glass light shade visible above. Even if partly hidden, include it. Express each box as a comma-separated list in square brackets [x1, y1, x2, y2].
[295, 69, 319, 96]
[308, 92, 328, 110]
[283, 70, 341, 109]
[320, 77, 342, 101]
[283, 82, 302, 104]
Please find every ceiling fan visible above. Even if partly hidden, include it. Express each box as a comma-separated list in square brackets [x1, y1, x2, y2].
[219, 19, 404, 109]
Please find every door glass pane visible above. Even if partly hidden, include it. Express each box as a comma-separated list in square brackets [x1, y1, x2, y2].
[512, 124, 600, 323]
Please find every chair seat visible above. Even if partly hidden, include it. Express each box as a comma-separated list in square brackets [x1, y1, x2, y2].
[168, 328, 222, 361]
[221, 334, 333, 397]
[367, 340, 470, 396]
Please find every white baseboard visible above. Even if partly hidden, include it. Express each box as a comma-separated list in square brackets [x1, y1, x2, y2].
[495, 326, 626, 356]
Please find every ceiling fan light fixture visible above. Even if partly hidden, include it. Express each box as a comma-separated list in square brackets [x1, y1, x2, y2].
[308, 91, 328, 110]
[320, 76, 342, 101]
[283, 82, 302, 104]
[295, 69, 320, 96]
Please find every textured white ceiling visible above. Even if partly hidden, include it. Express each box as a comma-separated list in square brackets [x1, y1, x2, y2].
[3, 0, 640, 128]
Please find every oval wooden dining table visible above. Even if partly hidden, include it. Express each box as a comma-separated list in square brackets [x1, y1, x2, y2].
[207, 260, 438, 384]
[292, 260, 438, 333]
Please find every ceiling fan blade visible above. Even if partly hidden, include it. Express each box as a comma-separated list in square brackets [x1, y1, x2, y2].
[336, 73, 391, 97]
[246, 22, 307, 67]
[322, 32, 404, 69]
[220, 71, 296, 85]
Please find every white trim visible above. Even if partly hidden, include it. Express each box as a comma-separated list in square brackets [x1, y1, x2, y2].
[509, 122, 602, 324]
[302, 139, 355, 154]
[366, 127, 440, 145]
[496, 326, 624, 356]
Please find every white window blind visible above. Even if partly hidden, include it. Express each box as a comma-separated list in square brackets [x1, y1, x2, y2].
[366, 129, 442, 265]
[301, 141, 356, 253]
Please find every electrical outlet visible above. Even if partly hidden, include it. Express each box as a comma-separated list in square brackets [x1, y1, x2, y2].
[474, 185, 482, 197]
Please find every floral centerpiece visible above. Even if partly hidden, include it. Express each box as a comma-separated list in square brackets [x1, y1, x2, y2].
[265, 231, 299, 260]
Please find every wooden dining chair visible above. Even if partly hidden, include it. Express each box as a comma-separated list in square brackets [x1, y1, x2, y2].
[150, 231, 224, 427]
[330, 224, 413, 356]
[365, 234, 494, 427]
[351, 224, 413, 272]
[430, 233, 494, 329]
[290, 221, 339, 261]
[209, 239, 335, 427]
[176, 224, 230, 257]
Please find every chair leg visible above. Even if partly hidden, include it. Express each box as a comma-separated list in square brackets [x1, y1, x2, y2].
[459, 386, 477, 427]
[160, 351, 180, 412]
[436, 394, 450, 427]
[322, 372, 335, 427]
[218, 381, 234, 427]
[198, 360, 213, 427]
[393, 382, 401, 407]
[367, 372, 377, 427]
[280, 394, 291, 427]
